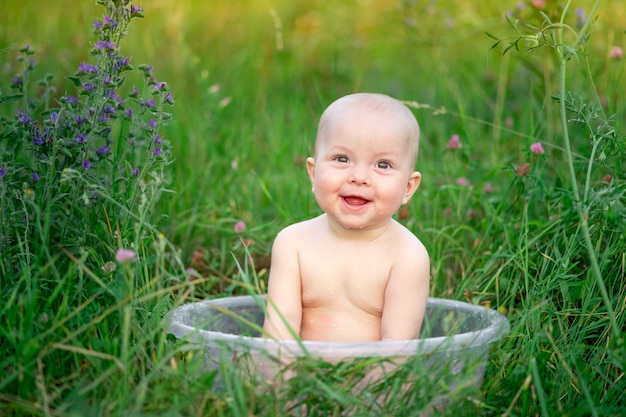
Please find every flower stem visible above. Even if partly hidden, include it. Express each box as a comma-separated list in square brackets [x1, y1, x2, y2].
[556, 0, 620, 340]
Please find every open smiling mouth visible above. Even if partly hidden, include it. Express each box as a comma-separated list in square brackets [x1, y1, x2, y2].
[342, 196, 370, 207]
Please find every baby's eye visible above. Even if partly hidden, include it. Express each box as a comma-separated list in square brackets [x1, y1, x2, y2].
[335, 156, 349, 163]
[376, 161, 391, 169]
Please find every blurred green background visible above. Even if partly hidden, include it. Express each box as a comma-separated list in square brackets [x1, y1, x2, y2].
[7, 1, 621, 242]
[1, 1, 625, 414]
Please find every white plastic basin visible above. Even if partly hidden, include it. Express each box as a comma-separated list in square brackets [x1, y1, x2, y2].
[168, 295, 509, 389]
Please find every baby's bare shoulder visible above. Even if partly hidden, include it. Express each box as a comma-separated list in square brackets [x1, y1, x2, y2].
[384, 221, 430, 286]
[386, 220, 428, 254]
[274, 216, 324, 245]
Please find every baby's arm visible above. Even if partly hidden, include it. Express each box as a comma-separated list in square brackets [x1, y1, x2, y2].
[380, 241, 430, 340]
[262, 227, 303, 340]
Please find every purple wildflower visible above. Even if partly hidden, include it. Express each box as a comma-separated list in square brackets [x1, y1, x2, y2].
[93, 20, 103, 30]
[50, 112, 59, 123]
[154, 134, 162, 144]
[132, 168, 139, 176]
[64, 95, 79, 105]
[107, 90, 122, 106]
[149, 119, 157, 129]
[575, 8, 586, 28]
[31, 172, 40, 182]
[17, 110, 31, 124]
[165, 92, 174, 104]
[78, 62, 98, 74]
[0, 167, 6, 178]
[96, 145, 109, 156]
[143, 99, 155, 108]
[130, 5, 144, 15]
[33, 129, 45, 146]
[11, 76, 23, 88]
[103, 15, 118, 29]
[114, 56, 131, 72]
[74, 115, 86, 125]
[76, 133, 86, 144]
[153, 147, 161, 156]
[83, 83, 95, 92]
[125, 108, 133, 118]
[83, 160, 91, 170]
[94, 40, 116, 51]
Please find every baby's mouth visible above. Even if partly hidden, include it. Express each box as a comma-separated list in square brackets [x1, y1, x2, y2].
[343, 196, 370, 206]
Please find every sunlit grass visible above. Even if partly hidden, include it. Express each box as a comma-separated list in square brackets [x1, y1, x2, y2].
[1, 0, 625, 415]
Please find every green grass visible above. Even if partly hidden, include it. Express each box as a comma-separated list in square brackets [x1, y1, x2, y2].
[1, 0, 625, 415]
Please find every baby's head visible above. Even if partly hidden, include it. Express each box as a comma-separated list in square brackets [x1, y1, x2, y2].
[315, 93, 421, 171]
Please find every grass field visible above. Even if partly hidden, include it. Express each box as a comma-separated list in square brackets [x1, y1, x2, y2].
[1, 0, 625, 415]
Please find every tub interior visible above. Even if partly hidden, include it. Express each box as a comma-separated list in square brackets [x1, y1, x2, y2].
[178, 296, 497, 340]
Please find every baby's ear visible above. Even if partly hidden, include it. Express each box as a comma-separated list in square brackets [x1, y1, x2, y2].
[306, 157, 316, 190]
[402, 171, 421, 204]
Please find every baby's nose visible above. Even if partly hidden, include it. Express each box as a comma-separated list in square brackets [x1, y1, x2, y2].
[349, 165, 370, 184]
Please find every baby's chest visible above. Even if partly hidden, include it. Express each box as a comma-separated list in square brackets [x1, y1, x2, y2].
[299, 252, 390, 309]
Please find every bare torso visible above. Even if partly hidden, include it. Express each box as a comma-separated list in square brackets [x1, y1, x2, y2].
[263, 214, 429, 342]
[296, 215, 414, 341]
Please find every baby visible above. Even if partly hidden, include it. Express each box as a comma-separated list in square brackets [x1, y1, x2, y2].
[263, 93, 430, 342]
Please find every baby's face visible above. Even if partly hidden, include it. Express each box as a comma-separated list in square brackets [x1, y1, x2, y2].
[307, 106, 420, 233]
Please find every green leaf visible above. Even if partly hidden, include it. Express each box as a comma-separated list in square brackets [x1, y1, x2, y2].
[490, 40, 502, 50]
[539, 11, 552, 25]
[503, 40, 520, 55]
[66, 75, 82, 87]
[0, 93, 24, 104]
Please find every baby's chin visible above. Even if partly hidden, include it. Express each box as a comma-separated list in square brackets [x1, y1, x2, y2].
[329, 215, 392, 233]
